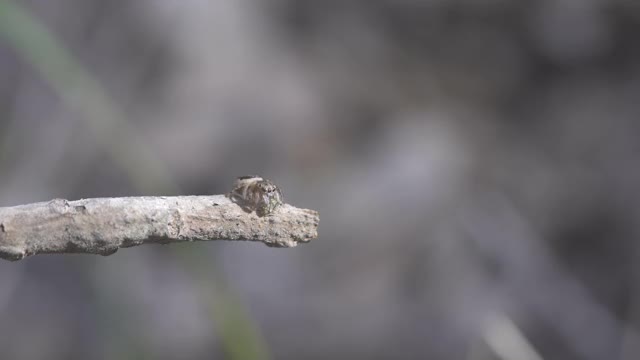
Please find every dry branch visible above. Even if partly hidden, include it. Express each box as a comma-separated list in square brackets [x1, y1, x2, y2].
[0, 196, 319, 261]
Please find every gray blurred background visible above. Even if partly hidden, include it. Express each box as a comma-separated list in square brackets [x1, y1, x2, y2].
[1, 0, 639, 359]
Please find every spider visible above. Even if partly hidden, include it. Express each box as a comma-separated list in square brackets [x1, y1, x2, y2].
[228, 175, 283, 216]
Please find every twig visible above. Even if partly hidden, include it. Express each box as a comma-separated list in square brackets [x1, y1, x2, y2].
[0, 196, 319, 261]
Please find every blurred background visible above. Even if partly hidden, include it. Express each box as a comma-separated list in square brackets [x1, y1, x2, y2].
[0, 0, 639, 359]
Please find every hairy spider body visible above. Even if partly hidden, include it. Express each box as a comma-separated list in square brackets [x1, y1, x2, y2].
[228, 175, 283, 216]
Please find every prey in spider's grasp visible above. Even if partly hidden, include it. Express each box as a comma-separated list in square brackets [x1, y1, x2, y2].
[228, 175, 284, 216]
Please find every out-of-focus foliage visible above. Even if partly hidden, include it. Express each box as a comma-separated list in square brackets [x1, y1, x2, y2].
[0, 0, 639, 359]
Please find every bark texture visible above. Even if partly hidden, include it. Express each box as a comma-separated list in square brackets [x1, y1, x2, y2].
[0, 196, 319, 261]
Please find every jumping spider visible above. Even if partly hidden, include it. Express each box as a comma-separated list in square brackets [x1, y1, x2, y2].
[228, 175, 283, 216]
